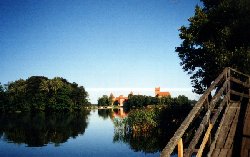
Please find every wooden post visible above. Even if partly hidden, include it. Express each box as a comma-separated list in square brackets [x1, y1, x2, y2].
[249, 77, 250, 99]
[178, 138, 183, 157]
[228, 68, 231, 102]
[206, 97, 210, 110]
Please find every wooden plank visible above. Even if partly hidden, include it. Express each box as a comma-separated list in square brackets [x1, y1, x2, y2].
[230, 77, 250, 88]
[211, 149, 221, 157]
[241, 102, 250, 156]
[208, 104, 231, 156]
[243, 102, 250, 137]
[185, 111, 210, 156]
[227, 149, 233, 157]
[229, 68, 250, 78]
[197, 123, 213, 157]
[231, 90, 249, 98]
[241, 149, 249, 157]
[211, 93, 229, 124]
[218, 149, 229, 156]
[185, 81, 229, 156]
[215, 106, 237, 149]
[224, 105, 240, 149]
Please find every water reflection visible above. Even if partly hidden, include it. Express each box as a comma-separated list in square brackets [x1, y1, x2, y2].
[97, 109, 113, 119]
[97, 108, 127, 120]
[0, 107, 189, 156]
[113, 120, 169, 153]
[96, 108, 182, 153]
[112, 108, 190, 154]
[0, 110, 90, 147]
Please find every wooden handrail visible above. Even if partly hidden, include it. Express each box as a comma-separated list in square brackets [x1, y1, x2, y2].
[160, 68, 228, 157]
[230, 77, 250, 88]
[229, 67, 250, 78]
[160, 67, 250, 157]
[184, 79, 229, 156]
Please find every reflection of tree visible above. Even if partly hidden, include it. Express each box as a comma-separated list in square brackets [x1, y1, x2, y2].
[0, 110, 90, 147]
[113, 108, 191, 153]
[114, 131, 166, 153]
[97, 109, 113, 120]
[113, 119, 167, 153]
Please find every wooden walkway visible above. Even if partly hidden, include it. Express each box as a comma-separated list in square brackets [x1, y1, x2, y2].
[209, 102, 240, 156]
[241, 101, 250, 157]
[160, 68, 250, 157]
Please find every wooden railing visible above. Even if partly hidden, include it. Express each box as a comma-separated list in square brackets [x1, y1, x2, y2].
[160, 67, 250, 157]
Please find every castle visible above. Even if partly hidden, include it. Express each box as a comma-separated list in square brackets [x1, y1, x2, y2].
[155, 87, 170, 97]
[110, 87, 170, 106]
[110, 92, 132, 107]
[112, 94, 128, 107]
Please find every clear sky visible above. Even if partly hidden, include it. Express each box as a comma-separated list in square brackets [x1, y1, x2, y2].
[0, 0, 201, 103]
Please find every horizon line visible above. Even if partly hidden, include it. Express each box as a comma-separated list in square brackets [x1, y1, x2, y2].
[85, 87, 193, 92]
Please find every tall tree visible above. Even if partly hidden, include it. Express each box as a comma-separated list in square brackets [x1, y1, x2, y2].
[0, 83, 6, 111]
[176, 0, 250, 94]
[97, 95, 110, 106]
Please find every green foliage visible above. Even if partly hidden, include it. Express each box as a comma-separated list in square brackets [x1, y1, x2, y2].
[108, 94, 113, 106]
[126, 109, 159, 133]
[122, 106, 192, 133]
[124, 94, 195, 109]
[0, 76, 89, 112]
[113, 100, 119, 106]
[97, 95, 110, 106]
[121, 95, 195, 135]
[0, 83, 7, 112]
[113, 106, 192, 153]
[176, 0, 250, 94]
[124, 95, 157, 108]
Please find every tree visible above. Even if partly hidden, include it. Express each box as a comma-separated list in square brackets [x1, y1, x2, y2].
[40, 80, 49, 93]
[0, 83, 6, 111]
[176, 95, 189, 108]
[7, 79, 28, 111]
[176, 0, 250, 94]
[113, 100, 119, 106]
[108, 94, 114, 106]
[1, 76, 89, 112]
[97, 95, 109, 106]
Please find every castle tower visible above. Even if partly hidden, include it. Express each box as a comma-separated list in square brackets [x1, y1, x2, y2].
[155, 87, 160, 96]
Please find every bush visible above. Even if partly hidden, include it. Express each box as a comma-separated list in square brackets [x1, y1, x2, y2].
[126, 109, 160, 133]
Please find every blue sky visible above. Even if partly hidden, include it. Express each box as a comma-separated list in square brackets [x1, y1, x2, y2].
[0, 0, 201, 103]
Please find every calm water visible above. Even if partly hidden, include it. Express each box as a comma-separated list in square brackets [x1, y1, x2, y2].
[0, 109, 176, 157]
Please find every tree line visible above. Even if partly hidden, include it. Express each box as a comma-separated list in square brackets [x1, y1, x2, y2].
[0, 76, 90, 112]
[97, 94, 196, 109]
[125, 94, 196, 109]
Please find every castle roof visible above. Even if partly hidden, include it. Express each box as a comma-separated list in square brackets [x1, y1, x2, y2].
[157, 92, 170, 96]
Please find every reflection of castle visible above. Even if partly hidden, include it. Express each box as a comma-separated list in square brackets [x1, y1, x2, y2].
[113, 108, 127, 118]
[155, 87, 170, 97]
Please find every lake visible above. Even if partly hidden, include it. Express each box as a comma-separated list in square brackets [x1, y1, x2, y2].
[0, 108, 179, 157]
